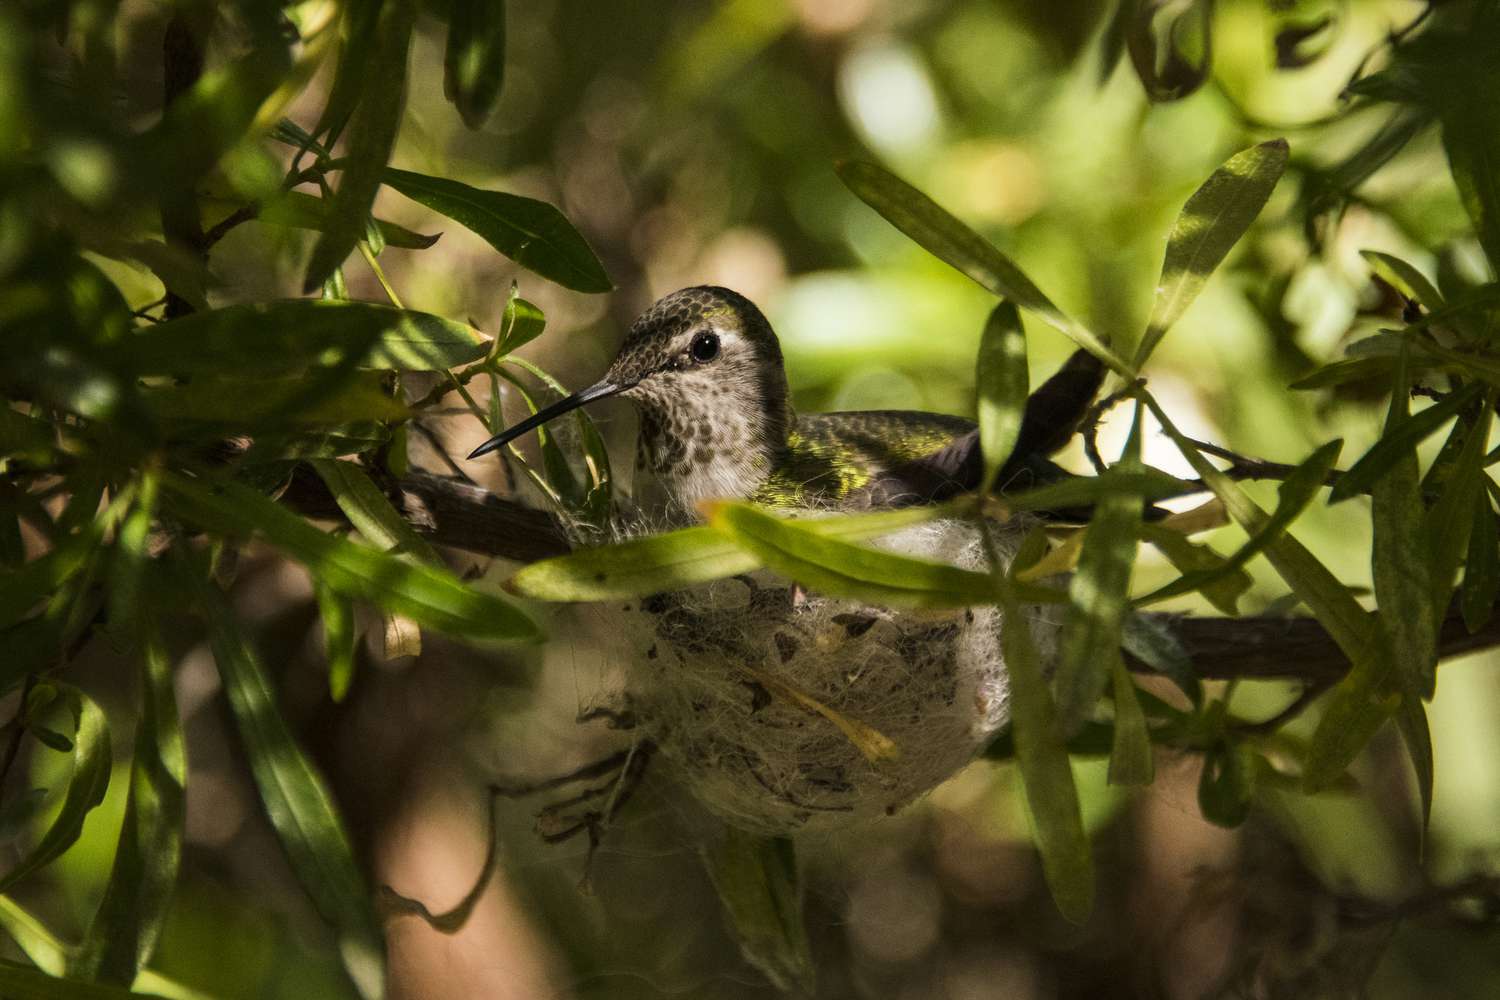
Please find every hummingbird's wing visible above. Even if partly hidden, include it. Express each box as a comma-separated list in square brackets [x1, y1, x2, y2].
[755, 350, 1111, 515]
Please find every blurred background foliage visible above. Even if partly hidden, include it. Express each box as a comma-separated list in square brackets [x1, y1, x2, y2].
[5, 0, 1500, 997]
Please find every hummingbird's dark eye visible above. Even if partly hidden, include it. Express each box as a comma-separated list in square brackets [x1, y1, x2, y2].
[689, 331, 720, 363]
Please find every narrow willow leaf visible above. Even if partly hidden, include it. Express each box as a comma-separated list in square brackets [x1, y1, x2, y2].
[383, 168, 611, 293]
[1197, 741, 1256, 828]
[1144, 393, 1373, 662]
[105, 473, 157, 632]
[0, 685, 110, 892]
[308, 459, 442, 565]
[161, 472, 541, 641]
[1462, 493, 1500, 632]
[1329, 382, 1485, 502]
[194, 581, 381, 981]
[313, 0, 380, 143]
[444, 0, 506, 129]
[315, 583, 358, 702]
[121, 301, 487, 374]
[1001, 467, 1195, 513]
[976, 301, 1029, 494]
[1395, 684, 1435, 836]
[1370, 348, 1438, 698]
[1136, 440, 1340, 609]
[250, 191, 440, 249]
[493, 368, 582, 510]
[701, 831, 814, 994]
[1054, 404, 1145, 732]
[0, 960, 173, 1000]
[1291, 355, 1408, 391]
[1107, 656, 1153, 785]
[709, 503, 998, 609]
[502, 357, 613, 524]
[1137, 525, 1249, 615]
[836, 160, 1130, 375]
[0, 532, 98, 630]
[1135, 139, 1289, 369]
[1426, 402, 1493, 624]
[1361, 250, 1445, 310]
[73, 631, 185, 985]
[1125, 0, 1214, 101]
[303, 0, 414, 291]
[493, 286, 546, 357]
[144, 374, 408, 430]
[1440, 84, 1500, 276]
[994, 571, 1094, 924]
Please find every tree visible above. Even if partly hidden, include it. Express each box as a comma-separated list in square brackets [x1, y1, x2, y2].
[3, 1, 1500, 997]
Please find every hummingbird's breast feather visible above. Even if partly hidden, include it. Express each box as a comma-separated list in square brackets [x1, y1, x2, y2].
[752, 410, 981, 511]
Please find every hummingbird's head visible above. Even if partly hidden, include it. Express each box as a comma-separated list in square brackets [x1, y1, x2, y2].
[469, 287, 792, 506]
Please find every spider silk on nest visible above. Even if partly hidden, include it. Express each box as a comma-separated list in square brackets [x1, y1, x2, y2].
[567, 507, 1063, 836]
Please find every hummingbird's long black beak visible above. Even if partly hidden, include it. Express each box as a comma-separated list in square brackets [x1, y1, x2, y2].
[467, 378, 632, 460]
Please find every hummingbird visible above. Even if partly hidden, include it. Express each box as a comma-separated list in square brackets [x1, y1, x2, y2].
[468, 285, 1104, 517]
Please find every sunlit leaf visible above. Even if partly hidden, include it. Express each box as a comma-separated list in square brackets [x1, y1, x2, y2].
[836, 159, 1130, 375]
[308, 459, 441, 565]
[315, 583, 358, 702]
[144, 373, 408, 432]
[1328, 383, 1484, 503]
[303, 0, 414, 292]
[194, 579, 382, 985]
[73, 630, 185, 985]
[0, 684, 110, 893]
[975, 301, 1029, 494]
[701, 830, 814, 994]
[994, 566, 1093, 924]
[1054, 404, 1145, 732]
[493, 286, 546, 357]
[1135, 139, 1289, 369]
[707, 502, 997, 609]
[0, 960, 173, 1000]
[1137, 525, 1249, 615]
[1001, 467, 1195, 514]
[1361, 250, 1445, 311]
[1136, 440, 1341, 608]
[511, 504, 947, 602]
[161, 471, 541, 642]
[121, 301, 486, 374]
[383, 168, 611, 293]
[444, 0, 506, 129]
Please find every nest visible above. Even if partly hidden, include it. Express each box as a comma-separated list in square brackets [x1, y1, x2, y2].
[590, 518, 1062, 835]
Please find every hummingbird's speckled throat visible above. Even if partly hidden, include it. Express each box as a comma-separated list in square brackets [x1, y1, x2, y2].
[468, 285, 1104, 519]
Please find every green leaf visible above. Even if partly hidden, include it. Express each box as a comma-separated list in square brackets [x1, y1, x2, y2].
[1125, 0, 1214, 101]
[105, 472, 157, 632]
[493, 286, 546, 357]
[1395, 688, 1435, 837]
[1137, 441, 1340, 609]
[1120, 610, 1201, 706]
[1461, 492, 1500, 632]
[0, 533, 98, 630]
[0, 684, 111, 893]
[975, 301, 1029, 494]
[700, 830, 813, 994]
[994, 567, 1093, 923]
[835, 160, 1130, 376]
[1134, 139, 1289, 369]
[1137, 524, 1250, 615]
[444, 0, 506, 130]
[303, 0, 414, 292]
[1328, 382, 1485, 502]
[509, 504, 946, 601]
[193, 579, 382, 984]
[708, 503, 998, 609]
[313, 0, 381, 143]
[315, 582, 357, 703]
[1427, 398, 1494, 612]
[1054, 404, 1145, 732]
[1107, 656, 1154, 785]
[161, 471, 541, 642]
[308, 459, 442, 565]
[1361, 250, 1445, 311]
[143, 373, 409, 431]
[383, 168, 611, 293]
[0, 960, 173, 1000]
[250, 190, 440, 249]
[73, 630, 185, 985]
[1304, 666, 1399, 792]
[1001, 467, 1195, 513]
[121, 301, 487, 374]
[1197, 741, 1256, 828]
[1369, 348, 1438, 699]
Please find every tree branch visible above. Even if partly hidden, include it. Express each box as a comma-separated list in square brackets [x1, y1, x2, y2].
[279, 464, 1500, 685]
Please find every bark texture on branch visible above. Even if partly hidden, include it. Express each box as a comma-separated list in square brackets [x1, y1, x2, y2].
[281, 464, 1500, 683]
